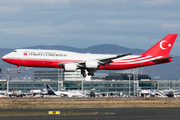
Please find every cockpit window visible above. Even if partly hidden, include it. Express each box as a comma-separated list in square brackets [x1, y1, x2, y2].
[14, 50, 17, 52]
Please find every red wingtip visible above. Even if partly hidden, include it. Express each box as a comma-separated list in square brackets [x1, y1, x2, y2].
[142, 34, 178, 57]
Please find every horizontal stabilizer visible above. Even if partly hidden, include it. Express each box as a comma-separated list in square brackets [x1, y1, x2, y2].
[151, 56, 175, 62]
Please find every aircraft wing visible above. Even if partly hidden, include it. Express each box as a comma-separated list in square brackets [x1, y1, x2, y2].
[78, 53, 132, 67]
[99, 92, 120, 94]
[173, 91, 180, 95]
[98, 53, 132, 65]
[95, 93, 102, 95]
[57, 53, 132, 68]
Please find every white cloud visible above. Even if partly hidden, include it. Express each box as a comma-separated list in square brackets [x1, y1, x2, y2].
[161, 23, 180, 28]
[141, 0, 174, 7]
[1, 25, 58, 37]
[0, 6, 22, 13]
[0, 0, 179, 55]
[0, 0, 69, 4]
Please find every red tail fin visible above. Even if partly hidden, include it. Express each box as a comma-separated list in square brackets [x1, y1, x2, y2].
[142, 34, 178, 57]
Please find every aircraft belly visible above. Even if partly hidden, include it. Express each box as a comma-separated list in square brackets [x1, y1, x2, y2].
[98, 62, 143, 70]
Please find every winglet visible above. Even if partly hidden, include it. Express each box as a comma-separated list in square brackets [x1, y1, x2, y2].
[142, 34, 178, 57]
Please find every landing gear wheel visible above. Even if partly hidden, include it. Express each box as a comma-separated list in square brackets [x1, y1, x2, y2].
[82, 74, 86, 77]
[17, 70, 21, 73]
[88, 72, 91, 76]
[88, 72, 94, 76]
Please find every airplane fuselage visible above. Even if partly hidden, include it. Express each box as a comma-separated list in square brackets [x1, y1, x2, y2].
[2, 49, 170, 70]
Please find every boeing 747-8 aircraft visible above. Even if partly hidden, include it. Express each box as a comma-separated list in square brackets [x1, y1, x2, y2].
[2, 34, 178, 77]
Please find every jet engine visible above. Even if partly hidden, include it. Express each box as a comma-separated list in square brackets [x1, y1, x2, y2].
[85, 60, 99, 68]
[64, 63, 77, 72]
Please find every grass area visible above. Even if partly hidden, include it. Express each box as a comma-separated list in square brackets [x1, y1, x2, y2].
[0, 97, 180, 109]
[0, 112, 103, 117]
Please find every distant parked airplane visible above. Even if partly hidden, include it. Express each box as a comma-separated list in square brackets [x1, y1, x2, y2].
[46, 84, 84, 97]
[2, 34, 178, 77]
[156, 89, 180, 97]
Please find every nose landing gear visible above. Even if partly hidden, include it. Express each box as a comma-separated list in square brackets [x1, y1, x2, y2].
[17, 70, 21, 73]
[17, 66, 21, 73]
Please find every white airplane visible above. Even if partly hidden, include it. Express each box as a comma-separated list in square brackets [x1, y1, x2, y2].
[0, 91, 9, 98]
[156, 89, 180, 97]
[46, 84, 84, 97]
[2, 34, 178, 77]
[85, 88, 119, 97]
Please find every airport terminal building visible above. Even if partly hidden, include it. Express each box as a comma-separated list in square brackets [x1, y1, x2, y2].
[1, 79, 180, 96]
[1, 69, 180, 96]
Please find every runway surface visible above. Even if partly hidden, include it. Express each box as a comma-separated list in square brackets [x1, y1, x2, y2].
[1, 108, 180, 120]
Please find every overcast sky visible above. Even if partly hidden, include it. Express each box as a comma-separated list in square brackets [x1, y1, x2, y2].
[0, 0, 180, 55]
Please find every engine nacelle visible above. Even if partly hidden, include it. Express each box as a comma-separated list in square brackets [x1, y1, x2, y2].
[64, 63, 77, 72]
[85, 60, 99, 68]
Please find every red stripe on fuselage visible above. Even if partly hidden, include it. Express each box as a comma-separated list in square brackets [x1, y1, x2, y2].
[114, 56, 156, 63]
[99, 58, 171, 70]
[2, 58, 81, 68]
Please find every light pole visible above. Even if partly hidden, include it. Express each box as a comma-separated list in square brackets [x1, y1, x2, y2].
[81, 80, 83, 93]
[58, 68, 60, 91]
[128, 75, 132, 96]
[6, 75, 9, 97]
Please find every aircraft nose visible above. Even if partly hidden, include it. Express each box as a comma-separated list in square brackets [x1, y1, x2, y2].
[2, 54, 8, 61]
[2, 55, 7, 59]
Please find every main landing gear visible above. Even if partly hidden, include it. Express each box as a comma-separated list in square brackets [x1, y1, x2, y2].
[87, 71, 94, 76]
[81, 69, 95, 77]
[17, 65, 21, 73]
[81, 69, 86, 77]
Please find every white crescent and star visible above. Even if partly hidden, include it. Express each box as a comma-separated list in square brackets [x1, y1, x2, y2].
[159, 40, 171, 50]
